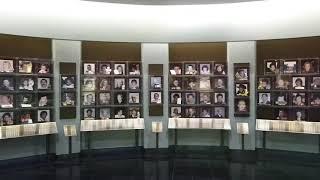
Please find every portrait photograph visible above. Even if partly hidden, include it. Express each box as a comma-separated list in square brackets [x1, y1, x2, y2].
[83, 77, 96, 91]
[258, 93, 271, 105]
[99, 108, 111, 120]
[257, 77, 271, 90]
[170, 77, 182, 90]
[0, 94, 14, 108]
[114, 63, 125, 75]
[283, 60, 297, 74]
[274, 92, 288, 106]
[38, 78, 51, 90]
[214, 63, 227, 75]
[292, 77, 305, 90]
[265, 60, 280, 74]
[0, 77, 14, 91]
[199, 77, 211, 90]
[199, 63, 211, 75]
[20, 111, 33, 124]
[150, 76, 162, 89]
[150, 92, 162, 104]
[19, 77, 35, 91]
[19, 61, 32, 73]
[99, 63, 112, 75]
[38, 94, 52, 107]
[83, 63, 95, 75]
[185, 92, 196, 105]
[235, 99, 249, 113]
[170, 92, 182, 104]
[310, 93, 320, 106]
[214, 93, 226, 105]
[301, 59, 317, 74]
[214, 107, 225, 118]
[19, 94, 34, 108]
[235, 83, 249, 97]
[38, 110, 50, 122]
[82, 92, 95, 106]
[170, 107, 181, 118]
[185, 63, 198, 75]
[99, 92, 111, 105]
[114, 78, 126, 90]
[292, 93, 306, 106]
[0, 60, 14, 73]
[129, 78, 140, 90]
[184, 107, 197, 118]
[169, 63, 182, 75]
[61, 76, 76, 89]
[129, 107, 141, 118]
[129, 63, 141, 75]
[214, 78, 226, 89]
[0, 112, 14, 126]
[200, 107, 211, 118]
[292, 109, 306, 121]
[114, 92, 127, 105]
[99, 78, 111, 91]
[235, 68, 248, 81]
[311, 77, 320, 89]
[275, 77, 290, 90]
[276, 109, 288, 120]
[199, 92, 211, 104]
[114, 107, 126, 119]
[36, 63, 50, 74]
[129, 92, 140, 104]
[83, 108, 95, 120]
[184, 77, 198, 90]
[61, 92, 76, 106]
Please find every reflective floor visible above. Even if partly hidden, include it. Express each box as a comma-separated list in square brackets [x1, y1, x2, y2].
[0, 157, 319, 180]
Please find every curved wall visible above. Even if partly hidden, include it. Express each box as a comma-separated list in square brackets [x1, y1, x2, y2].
[0, 0, 320, 42]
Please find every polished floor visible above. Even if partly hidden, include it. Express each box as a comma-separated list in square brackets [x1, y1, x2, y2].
[0, 157, 319, 180]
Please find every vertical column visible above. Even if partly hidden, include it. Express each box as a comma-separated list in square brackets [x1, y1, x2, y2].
[52, 40, 81, 155]
[227, 41, 256, 150]
[142, 43, 169, 149]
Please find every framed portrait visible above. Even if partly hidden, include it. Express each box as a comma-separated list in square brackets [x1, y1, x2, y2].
[275, 109, 288, 120]
[20, 111, 34, 124]
[19, 61, 32, 73]
[275, 77, 290, 90]
[184, 107, 197, 118]
[114, 92, 127, 105]
[150, 76, 162, 89]
[0, 94, 14, 108]
[38, 78, 51, 90]
[35, 63, 50, 74]
[0, 77, 14, 91]
[214, 93, 226, 105]
[235, 99, 249, 113]
[170, 77, 182, 90]
[199, 92, 212, 104]
[214, 62, 227, 75]
[264, 60, 280, 74]
[99, 108, 111, 120]
[258, 93, 271, 105]
[310, 93, 320, 106]
[291, 109, 306, 121]
[311, 77, 320, 89]
[83, 108, 95, 120]
[213, 107, 225, 118]
[61, 76, 76, 89]
[170, 107, 181, 118]
[185, 92, 196, 105]
[114, 107, 127, 119]
[184, 77, 198, 90]
[61, 92, 76, 106]
[38, 94, 53, 107]
[301, 59, 318, 74]
[170, 92, 182, 104]
[283, 60, 297, 74]
[38, 110, 50, 122]
[214, 78, 226, 90]
[150, 91, 162, 104]
[129, 92, 140, 104]
[114, 78, 126, 90]
[99, 63, 112, 75]
[0, 112, 14, 126]
[129, 78, 140, 90]
[129, 63, 141, 75]
[199, 63, 211, 75]
[82, 92, 95, 106]
[169, 63, 182, 75]
[83, 77, 96, 91]
[274, 92, 288, 106]
[235, 68, 248, 81]
[292, 93, 306, 106]
[129, 107, 141, 118]
[184, 63, 197, 75]
[99, 78, 111, 91]
[0, 60, 14, 73]
[257, 77, 271, 90]
[235, 83, 249, 97]
[83, 63, 95, 75]
[114, 63, 126, 75]
[18, 94, 35, 108]
[200, 107, 211, 118]
[199, 77, 211, 90]
[292, 77, 305, 90]
[18, 77, 35, 91]
[99, 92, 111, 105]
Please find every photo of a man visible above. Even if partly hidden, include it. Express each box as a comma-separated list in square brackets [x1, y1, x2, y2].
[150, 77, 162, 89]
[99, 64, 112, 75]
[99, 93, 111, 105]
[200, 93, 211, 104]
[170, 107, 181, 118]
[170, 64, 182, 75]
[214, 93, 225, 105]
[38, 78, 51, 90]
[100, 108, 111, 120]
[0, 112, 14, 126]
[83, 63, 95, 74]
[129, 78, 140, 90]
[114, 64, 125, 75]
[150, 92, 162, 104]
[258, 93, 271, 105]
[214, 107, 225, 118]
[84, 108, 95, 120]
[0, 94, 13, 108]
[0, 60, 14, 73]
[0, 78, 14, 91]
[129, 63, 141, 75]
[38, 110, 50, 122]
[185, 64, 197, 75]
[37, 63, 50, 74]
[170, 93, 182, 104]
[83, 78, 96, 91]
[61, 76, 75, 89]
[83, 93, 95, 106]
[19, 61, 32, 73]
[129, 93, 140, 104]
[185, 93, 196, 104]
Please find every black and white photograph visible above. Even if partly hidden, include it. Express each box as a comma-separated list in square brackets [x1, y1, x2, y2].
[170, 77, 182, 90]
[235, 99, 249, 113]
[61, 76, 75, 89]
[185, 77, 198, 90]
[129, 107, 141, 118]
[200, 107, 211, 118]
[114, 64, 125, 75]
[19, 78, 35, 91]
[0, 77, 14, 91]
[0, 112, 14, 126]
[265, 60, 280, 74]
[83, 108, 95, 120]
[311, 77, 320, 89]
[99, 63, 112, 75]
[185, 92, 196, 104]
[170, 92, 182, 104]
[169, 63, 182, 75]
[283, 60, 297, 74]
[38, 110, 50, 122]
[38, 78, 51, 90]
[114, 92, 127, 105]
[184, 107, 197, 118]
[235, 68, 248, 81]
[185, 63, 197, 75]
[199, 77, 211, 90]
[292, 77, 305, 90]
[129, 78, 140, 90]
[310, 93, 320, 106]
[199, 63, 211, 75]
[199, 92, 211, 104]
[99, 92, 111, 105]
[0, 60, 14, 73]
[61, 92, 76, 106]
[150, 92, 162, 104]
[99, 108, 111, 119]
[150, 76, 162, 89]
[99, 78, 111, 90]
[0, 94, 14, 108]
[214, 93, 226, 105]
[114, 107, 126, 119]
[83, 63, 95, 74]
[275, 77, 290, 89]
[292, 93, 306, 106]
[257, 77, 271, 90]
[301, 59, 317, 74]
[258, 93, 271, 105]
[274, 92, 288, 106]
[38, 94, 52, 107]
[214, 63, 227, 75]
[20, 111, 33, 124]
[235, 84, 249, 97]
[114, 78, 126, 90]
[214, 78, 226, 89]
[19, 94, 34, 108]
[82, 92, 95, 106]
[36, 63, 50, 74]
[292, 109, 306, 121]
[276, 109, 288, 120]
[170, 107, 181, 118]
[129, 63, 141, 75]
[129, 93, 140, 104]
[83, 77, 96, 91]
[19, 61, 33, 73]
[214, 107, 225, 118]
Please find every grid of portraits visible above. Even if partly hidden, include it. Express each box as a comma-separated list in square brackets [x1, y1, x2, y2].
[81, 62, 143, 120]
[0, 59, 54, 126]
[234, 63, 250, 116]
[169, 62, 228, 118]
[257, 58, 320, 122]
